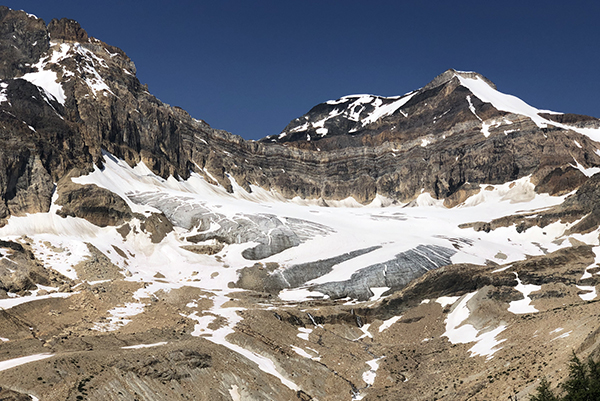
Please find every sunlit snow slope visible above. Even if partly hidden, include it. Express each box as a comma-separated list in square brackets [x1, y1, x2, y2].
[0, 152, 590, 305]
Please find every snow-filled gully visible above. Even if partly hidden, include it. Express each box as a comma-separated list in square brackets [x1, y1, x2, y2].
[507, 272, 541, 314]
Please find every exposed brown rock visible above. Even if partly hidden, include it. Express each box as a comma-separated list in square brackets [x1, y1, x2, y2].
[47, 18, 88, 42]
[539, 112, 599, 125]
[443, 182, 481, 207]
[180, 243, 224, 255]
[140, 212, 173, 243]
[0, 239, 70, 296]
[56, 182, 132, 227]
[0, 7, 49, 79]
[0, 387, 33, 400]
[463, 171, 600, 235]
[72, 243, 123, 282]
[4, 155, 53, 216]
[534, 166, 587, 196]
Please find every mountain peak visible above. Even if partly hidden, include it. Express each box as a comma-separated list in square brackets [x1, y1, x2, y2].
[261, 69, 511, 149]
[423, 68, 497, 90]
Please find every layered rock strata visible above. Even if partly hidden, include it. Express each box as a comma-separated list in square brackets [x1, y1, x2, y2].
[1, 7, 600, 230]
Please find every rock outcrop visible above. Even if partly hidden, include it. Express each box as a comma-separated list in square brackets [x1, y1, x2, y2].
[463, 172, 600, 235]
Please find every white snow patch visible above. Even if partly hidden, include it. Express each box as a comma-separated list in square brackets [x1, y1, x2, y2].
[229, 385, 241, 401]
[20, 43, 71, 105]
[443, 292, 478, 344]
[362, 356, 384, 385]
[356, 323, 373, 340]
[0, 82, 8, 103]
[278, 288, 328, 301]
[0, 292, 75, 310]
[316, 127, 328, 136]
[507, 273, 541, 314]
[30, 238, 90, 280]
[297, 327, 313, 341]
[21, 68, 65, 105]
[551, 330, 572, 341]
[457, 75, 552, 128]
[378, 315, 402, 332]
[187, 293, 299, 391]
[412, 192, 444, 207]
[571, 160, 600, 178]
[442, 292, 506, 359]
[492, 265, 512, 273]
[436, 296, 460, 308]
[481, 121, 493, 137]
[121, 341, 168, 349]
[346, 96, 372, 121]
[289, 122, 309, 133]
[576, 285, 597, 301]
[457, 74, 600, 142]
[71, 43, 114, 96]
[212, 322, 299, 389]
[481, 118, 513, 138]
[0, 353, 53, 373]
[361, 92, 416, 125]
[92, 302, 145, 332]
[291, 345, 321, 361]
[369, 286, 389, 301]
[468, 325, 507, 359]
[460, 176, 538, 207]
[466, 95, 482, 122]
[581, 247, 600, 280]
[187, 313, 216, 336]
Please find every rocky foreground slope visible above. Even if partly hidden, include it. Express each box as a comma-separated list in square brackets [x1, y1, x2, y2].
[0, 7, 599, 401]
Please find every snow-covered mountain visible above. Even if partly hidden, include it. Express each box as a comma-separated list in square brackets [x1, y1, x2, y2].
[0, 7, 599, 401]
[264, 69, 600, 150]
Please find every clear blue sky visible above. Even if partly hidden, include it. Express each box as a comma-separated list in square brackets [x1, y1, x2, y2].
[4, 1, 599, 140]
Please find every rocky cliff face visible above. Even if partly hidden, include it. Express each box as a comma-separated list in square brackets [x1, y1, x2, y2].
[1, 6, 600, 227]
[1, 7, 600, 401]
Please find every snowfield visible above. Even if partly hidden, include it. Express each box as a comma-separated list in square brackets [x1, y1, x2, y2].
[0, 152, 591, 305]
